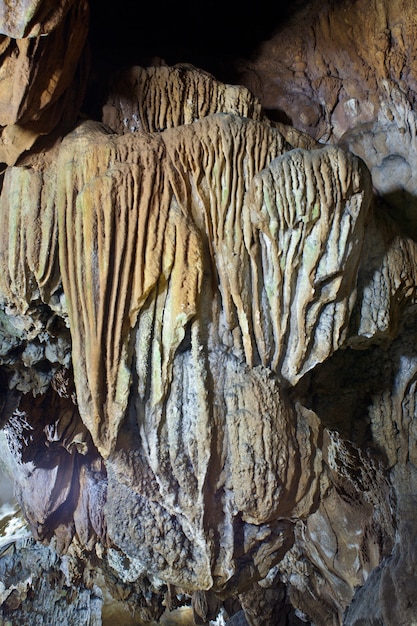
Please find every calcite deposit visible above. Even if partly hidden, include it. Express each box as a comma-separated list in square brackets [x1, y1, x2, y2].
[239, 0, 417, 236]
[0, 1, 417, 625]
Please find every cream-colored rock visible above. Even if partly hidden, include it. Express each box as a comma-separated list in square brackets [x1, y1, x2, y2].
[0, 163, 60, 311]
[54, 114, 370, 457]
[0, 56, 415, 625]
[55, 114, 291, 456]
[242, 146, 371, 384]
[102, 64, 265, 134]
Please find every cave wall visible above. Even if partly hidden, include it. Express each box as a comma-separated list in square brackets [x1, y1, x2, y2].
[0, 1, 417, 625]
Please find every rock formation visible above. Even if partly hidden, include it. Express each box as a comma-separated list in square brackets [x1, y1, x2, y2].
[0, 1, 416, 625]
[238, 0, 417, 236]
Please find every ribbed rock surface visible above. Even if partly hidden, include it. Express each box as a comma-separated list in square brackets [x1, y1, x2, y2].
[240, 0, 417, 232]
[0, 61, 395, 624]
[102, 64, 265, 134]
[55, 113, 369, 457]
[0, 1, 417, 625]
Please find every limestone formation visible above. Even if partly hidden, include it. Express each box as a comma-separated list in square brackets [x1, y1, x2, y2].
[0, 536, 103, 625]
[0, 1, 417, 625]
[239, 0, 417, 232]
[0, 0, 89, 165]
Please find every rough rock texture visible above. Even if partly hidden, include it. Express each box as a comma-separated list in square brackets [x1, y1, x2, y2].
[0, 1, 417, 625]
[0, 537, 103, 625]
[0, 0, 89, 165]
[239, 0, 417, 236]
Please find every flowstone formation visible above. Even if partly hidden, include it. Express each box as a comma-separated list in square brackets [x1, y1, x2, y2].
[239, 0, 417, 236]
[0, 2, 417, 625]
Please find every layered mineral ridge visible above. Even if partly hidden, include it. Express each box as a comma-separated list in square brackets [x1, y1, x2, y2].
[0, 1, 417, 624]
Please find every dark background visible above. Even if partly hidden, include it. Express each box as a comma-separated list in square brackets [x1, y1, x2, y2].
[87, 0, 306, 81]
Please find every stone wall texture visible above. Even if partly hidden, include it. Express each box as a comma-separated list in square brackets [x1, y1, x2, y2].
[0, 1, 417, 625]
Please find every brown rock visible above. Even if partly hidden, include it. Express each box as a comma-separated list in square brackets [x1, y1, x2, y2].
[0, 0, 89, 165]
[1, 2, 417, 622]
[238, 0, 417, 216]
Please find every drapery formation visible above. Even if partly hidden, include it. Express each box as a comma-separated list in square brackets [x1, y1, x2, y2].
[0, 6, 417, 622]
